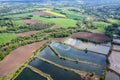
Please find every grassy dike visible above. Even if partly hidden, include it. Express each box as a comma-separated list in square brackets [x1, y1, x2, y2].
[48, 45, 104, 68]
[0, 41, 49, 80]
[37, 57, 99, 79]
[27, 65, 53, 80]
[60, 42, 107, 80]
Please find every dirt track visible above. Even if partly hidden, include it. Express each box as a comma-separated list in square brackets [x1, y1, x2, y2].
[53, 38, 67, 42]
[51, 25, 61, 29]
[0, 40, 47, 77]
[23, 19, 43, 24]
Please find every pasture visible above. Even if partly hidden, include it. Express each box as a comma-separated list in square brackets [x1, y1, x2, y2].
[62, 10, 85, 20]
[92, 22, 111, 33]
[33, 16, 77, 28]
[0, 33, 17, 45]
[15, 20, 24, 26]
[108, 18, 120, 25]
[4, 12, 33, 18]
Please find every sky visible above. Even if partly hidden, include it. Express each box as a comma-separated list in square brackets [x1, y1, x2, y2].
[0, 0, 119, 3]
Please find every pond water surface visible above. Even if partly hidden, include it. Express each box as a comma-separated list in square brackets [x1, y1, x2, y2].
[15, 68, 47, 80]
[29, 58, 82, 80]
[50, 42, 107, 66]
[38, 46, 103, 76]
[64, 38, 110, 55]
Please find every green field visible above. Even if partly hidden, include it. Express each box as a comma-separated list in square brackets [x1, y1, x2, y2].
[52, 9, 62, 13]
[108, 18, 120, 25]
[62, 10, 85, 20]
[0, 33, 18, 45]
[3, 10, 80, 28]
[4, 12, 33, 26]
[66, 14, 84, 20]
[4, 12, 33, 18]
[0, 27, 7, 30]
[53, 9, 85, 20]
[63, 10, 76, 14]
[92, 22, 111, 33]
[15, 20, 24, 26]
[33, 16, 77, 28]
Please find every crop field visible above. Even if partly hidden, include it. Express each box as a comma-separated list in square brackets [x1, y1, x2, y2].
[4, 12, 33, 18]
[108, 19, 120, 25]
[17, 31, 40, 37]
[52, 9, 62, 13]
[15, 20, 24, 26]
[33, 12, 48, 16]
[1, 1, 120, 80]
[62, 10, 85, 20]
[92, 22, 111, 33]
[5, 10, 78, 28]
[109, 51, 120, 74]
[23, 19, 43, 24]
[0, 33, 18, 45]
[105, 71, 120, 80]
[0, 40, 47, 77]
[113, 45, 120, 51]
[44, 10, 66, 18]
[33, 16, 77, 28]
[71, 32, 110, 42]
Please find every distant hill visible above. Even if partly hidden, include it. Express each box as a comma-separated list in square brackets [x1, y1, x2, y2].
[0, 0, 119, 4]
[0, 0, 46, 1]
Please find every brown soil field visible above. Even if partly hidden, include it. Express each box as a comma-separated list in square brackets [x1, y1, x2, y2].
[0, 40, 47, 77]
[51, 25, 61, 29]
[71, 32, 110, 42]
[109, 51, 120, 74]
[17, 31, 40, 37]
[113, 45, 120, 52]
[23, 19, 43, 24]
[53, 38, 67, 42]
[33, 12, 48, 16]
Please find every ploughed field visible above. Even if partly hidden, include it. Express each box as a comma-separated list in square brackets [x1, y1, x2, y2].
[71, 32, 110, 42]
[15, 42, 108, 80]
[105, 71, 120, 80]
[23, 19, 43, 24]
[17, 31, 40, 37]
[0, 40, 47, 77]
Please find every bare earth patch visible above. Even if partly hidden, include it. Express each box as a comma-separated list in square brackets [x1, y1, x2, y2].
[53, 38, 67, 42]
[33, 12, 48, 16]
[17, 31, 40, 37]
[105, 71, 120, 80]
[71, 32, 110, 42]
[0, 40, 47, 77]
[113, 45, 120, 52]
[23, 19, 43, 24]
[109, 51, 120, 74]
